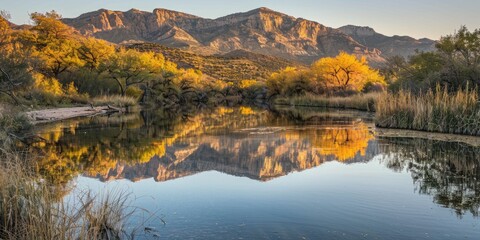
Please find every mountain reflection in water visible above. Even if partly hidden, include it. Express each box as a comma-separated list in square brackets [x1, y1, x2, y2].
[31, 106, 480, 217]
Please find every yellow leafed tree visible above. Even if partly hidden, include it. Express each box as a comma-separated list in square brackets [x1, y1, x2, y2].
[311, 52, 385, 91]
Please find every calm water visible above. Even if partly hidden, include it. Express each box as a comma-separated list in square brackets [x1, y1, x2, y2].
[32, 106, 480, 239]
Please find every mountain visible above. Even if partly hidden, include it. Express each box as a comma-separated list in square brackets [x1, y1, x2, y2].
[128, 43, 301, 81]
[62, 7, 386, 65]
[337, 25, 436, 58]
[88, 126, 379, 183]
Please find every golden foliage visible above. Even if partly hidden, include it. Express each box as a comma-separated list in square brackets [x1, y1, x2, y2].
[311, 52, 385, 91]
[285, 122, 374, 161]
[33, 73, 64, 96]
[78, 37, 115, 70]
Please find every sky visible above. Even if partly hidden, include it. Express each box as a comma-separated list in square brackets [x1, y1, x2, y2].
[1, 0, 479, 40]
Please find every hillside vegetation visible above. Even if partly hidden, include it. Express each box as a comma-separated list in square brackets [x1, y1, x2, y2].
[128, 43, 301, 82]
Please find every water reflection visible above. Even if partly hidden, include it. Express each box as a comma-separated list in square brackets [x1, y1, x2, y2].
[378, 138, 480, 217]
[30, 106, 480, 217]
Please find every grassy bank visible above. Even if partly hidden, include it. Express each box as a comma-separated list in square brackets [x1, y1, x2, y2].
[273, 93, 378, 112]
[376, 87, 480, 135]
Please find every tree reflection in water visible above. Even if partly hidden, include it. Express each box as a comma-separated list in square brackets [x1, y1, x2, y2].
[378, 137, 480, 217]
[29, 106, 480, 217]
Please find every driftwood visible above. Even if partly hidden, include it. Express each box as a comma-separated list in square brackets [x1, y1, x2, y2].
[107, 105, 125, 113]
[26, 105, 126, 124]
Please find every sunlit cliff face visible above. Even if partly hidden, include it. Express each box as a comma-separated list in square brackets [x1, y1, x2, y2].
[29, 107, 375, 184]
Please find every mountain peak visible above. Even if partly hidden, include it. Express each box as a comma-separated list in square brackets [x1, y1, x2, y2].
[338, 25, 378, 37]
[244, 7, 286, 17]
[126, 8, 148, 14]
[256, 7, 274, 12]
[153, 8, 200, 19]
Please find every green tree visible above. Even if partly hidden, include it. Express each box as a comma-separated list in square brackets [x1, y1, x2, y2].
[436, 26, 480, 87]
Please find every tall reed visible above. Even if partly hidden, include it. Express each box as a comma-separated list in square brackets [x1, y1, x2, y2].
[376, 86, 480, 135]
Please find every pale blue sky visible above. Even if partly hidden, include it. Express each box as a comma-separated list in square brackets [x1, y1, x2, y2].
[1, 0, 479, 40]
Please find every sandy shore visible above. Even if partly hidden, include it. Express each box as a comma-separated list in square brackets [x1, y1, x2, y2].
[26, 106, 125, 124]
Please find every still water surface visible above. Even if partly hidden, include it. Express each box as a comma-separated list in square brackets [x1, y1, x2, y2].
[32, 107, 479, 239]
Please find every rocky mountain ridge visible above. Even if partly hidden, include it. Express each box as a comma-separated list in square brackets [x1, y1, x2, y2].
[62, 7, 435, 65]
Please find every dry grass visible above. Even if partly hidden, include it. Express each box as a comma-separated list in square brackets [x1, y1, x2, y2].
[274, 93, 379, 112]
[0, 111, 142, 240]
[376, 86, 480, 135]
[0, 153, 138, 240]
[91, 95, 138, 108]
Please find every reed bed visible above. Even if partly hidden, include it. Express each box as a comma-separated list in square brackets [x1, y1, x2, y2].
[376, 86, 480, 135]
[274, 93, 379, 112]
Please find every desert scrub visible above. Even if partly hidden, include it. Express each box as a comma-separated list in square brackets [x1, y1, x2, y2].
[91, 95, 138, 108]
[274, 93, 379, 112]
[375, 86, 480, 135]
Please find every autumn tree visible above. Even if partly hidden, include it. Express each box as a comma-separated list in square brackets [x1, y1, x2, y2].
[0, 12, 33, 104]
[77, 38, 115, 70]
[100, 49, 166, 96]
[311, 52, 385, 91]
[266, 67, 312, 98]
[0, 54, 33, 104]
[0, 11, 12, 49]
[23, 11, 82, 78]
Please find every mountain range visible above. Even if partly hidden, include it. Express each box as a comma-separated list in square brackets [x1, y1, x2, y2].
[62, 7, 436, 66]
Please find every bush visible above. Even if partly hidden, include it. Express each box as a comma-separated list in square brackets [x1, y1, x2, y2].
[125, 86, 143, 100]
[0, 109, 32, 150]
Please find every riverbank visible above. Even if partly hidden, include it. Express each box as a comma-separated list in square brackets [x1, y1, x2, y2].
[376, 128, 480, 147]
[273, 93, 378, 112]
[26, 105, 126, 124]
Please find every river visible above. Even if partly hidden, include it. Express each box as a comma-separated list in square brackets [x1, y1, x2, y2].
[31, 106, 480, 239]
